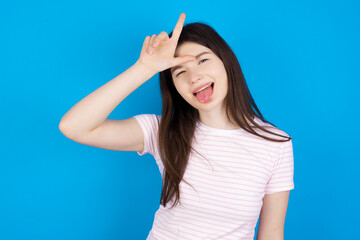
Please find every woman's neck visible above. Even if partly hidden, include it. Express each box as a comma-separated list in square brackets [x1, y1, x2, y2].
[198, 109, 240, 130]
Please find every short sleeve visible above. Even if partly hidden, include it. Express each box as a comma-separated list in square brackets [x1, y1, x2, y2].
[265, 139, 295, 194]
[133, 114, 160, 156]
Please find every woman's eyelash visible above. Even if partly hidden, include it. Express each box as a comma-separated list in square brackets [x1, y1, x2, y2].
[176, 59, 209, 77]
[176, 71, 185, 77]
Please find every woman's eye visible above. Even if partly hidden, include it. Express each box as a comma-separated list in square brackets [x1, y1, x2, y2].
[175, 59, 208, 77]
[176, 71, 185, 77]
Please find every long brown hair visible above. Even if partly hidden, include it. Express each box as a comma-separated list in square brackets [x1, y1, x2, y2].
[158, 22, 291, 208]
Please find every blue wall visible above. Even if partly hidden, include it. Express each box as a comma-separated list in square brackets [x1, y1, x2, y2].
[1, 0, 359, 239]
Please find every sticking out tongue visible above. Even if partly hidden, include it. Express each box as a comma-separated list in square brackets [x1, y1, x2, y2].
[195, 84, 213, 103]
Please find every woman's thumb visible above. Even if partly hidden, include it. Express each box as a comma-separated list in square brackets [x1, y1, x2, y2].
[172, 55, 196, 67]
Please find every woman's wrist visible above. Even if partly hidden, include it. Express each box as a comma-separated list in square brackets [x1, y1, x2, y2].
[134, 60, 159, 78]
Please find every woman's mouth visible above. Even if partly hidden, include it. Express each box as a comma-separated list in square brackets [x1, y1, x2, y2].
[193, 83, 214, 104]
[193, 82, 214, 96]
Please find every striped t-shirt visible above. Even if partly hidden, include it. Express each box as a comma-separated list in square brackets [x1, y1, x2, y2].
[134, 114, 294, 240]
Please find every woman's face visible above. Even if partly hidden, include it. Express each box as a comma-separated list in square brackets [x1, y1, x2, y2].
[170, 42, 228, 113]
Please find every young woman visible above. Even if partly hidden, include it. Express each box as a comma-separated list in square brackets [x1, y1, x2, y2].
[59, 13, 294, 240]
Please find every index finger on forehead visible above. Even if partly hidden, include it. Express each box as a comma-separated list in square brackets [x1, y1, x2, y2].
[171, 13, 186, 41]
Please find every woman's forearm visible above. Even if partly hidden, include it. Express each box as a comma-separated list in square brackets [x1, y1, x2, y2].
[59, 60, 156, 136]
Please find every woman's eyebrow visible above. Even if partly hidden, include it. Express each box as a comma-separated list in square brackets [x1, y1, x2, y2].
[171, 52, 211, 74]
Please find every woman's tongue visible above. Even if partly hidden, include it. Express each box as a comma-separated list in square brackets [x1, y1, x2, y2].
[195, 84, 213, 103]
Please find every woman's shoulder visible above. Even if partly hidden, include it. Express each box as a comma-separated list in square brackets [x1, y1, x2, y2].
[134, 113, 161, 120]
[133, 114, 162, 130]
[251, 116, 291, 141]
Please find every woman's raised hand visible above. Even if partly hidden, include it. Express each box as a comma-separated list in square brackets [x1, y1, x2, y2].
[137, 13, 196, 74]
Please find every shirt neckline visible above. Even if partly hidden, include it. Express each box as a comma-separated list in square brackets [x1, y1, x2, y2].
[196, 117, 262, 134]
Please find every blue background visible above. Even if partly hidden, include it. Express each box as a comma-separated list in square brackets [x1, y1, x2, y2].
[1, 0, 359, 239]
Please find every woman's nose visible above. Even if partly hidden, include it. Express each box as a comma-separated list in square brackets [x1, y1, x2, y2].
[188, 69, 203, 83]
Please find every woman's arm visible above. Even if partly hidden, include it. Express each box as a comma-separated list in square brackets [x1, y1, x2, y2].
[59, 13, 195, 139]
[59, 61, 156, 136]
[256, 190, 290, 240]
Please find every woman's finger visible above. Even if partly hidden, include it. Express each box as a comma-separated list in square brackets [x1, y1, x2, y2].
[170, 13, 186, 42]
[141, 36, 151, 55]
[147, 34, 157, 55]
[152, 31, 169, 47]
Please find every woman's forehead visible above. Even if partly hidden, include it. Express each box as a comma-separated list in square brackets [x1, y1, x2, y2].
[175, 42, 212, 57]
